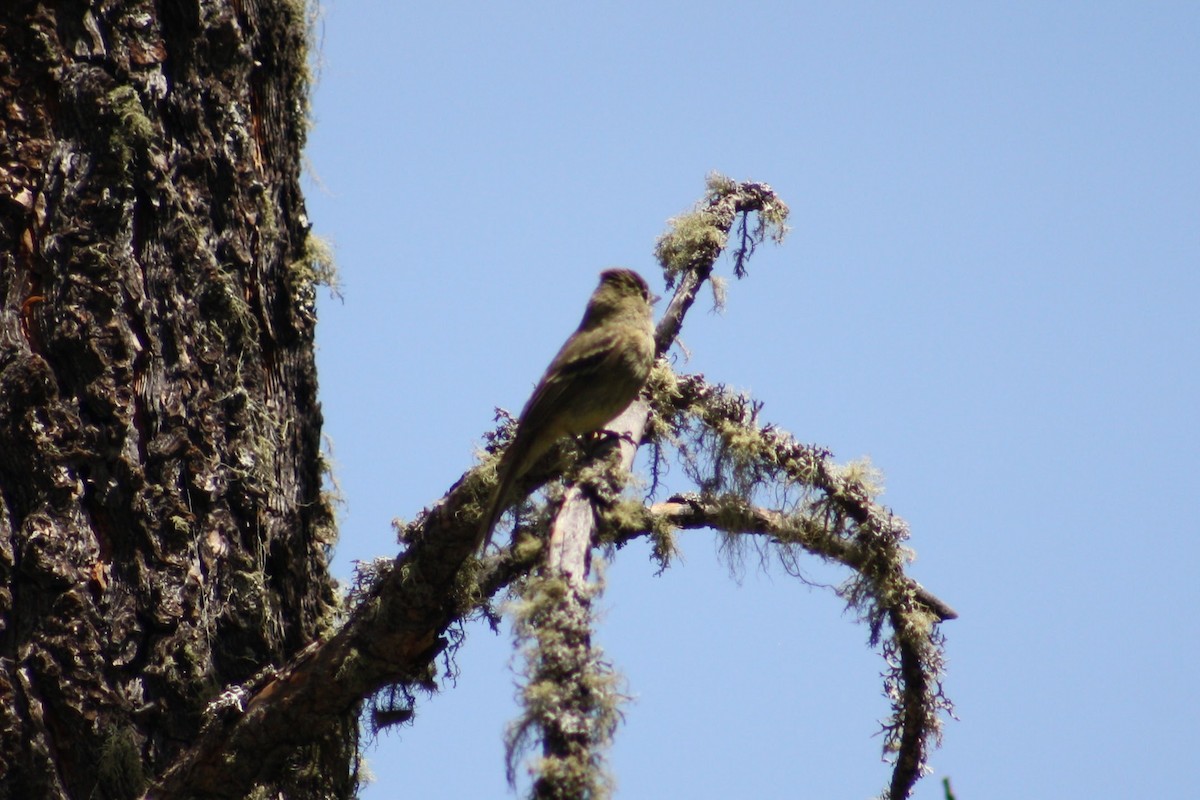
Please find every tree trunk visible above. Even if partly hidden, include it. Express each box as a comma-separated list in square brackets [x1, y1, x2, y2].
[0, 1, 351, 796]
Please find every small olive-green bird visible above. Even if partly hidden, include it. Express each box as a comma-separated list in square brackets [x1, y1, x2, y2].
[478, 268, 656, 551]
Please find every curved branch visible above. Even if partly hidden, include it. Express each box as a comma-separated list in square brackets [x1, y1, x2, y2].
[634, 371, 955, 800]
[635, 496, 956, 623]
[596, 492, 952, 800]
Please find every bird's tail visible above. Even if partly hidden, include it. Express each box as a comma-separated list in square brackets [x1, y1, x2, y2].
[477, 441, 524, 554]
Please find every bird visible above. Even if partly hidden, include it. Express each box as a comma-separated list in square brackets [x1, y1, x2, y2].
[478, 268, 656, 552]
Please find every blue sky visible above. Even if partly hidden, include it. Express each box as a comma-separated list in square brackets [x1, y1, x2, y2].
[303, 4, 1198, 798]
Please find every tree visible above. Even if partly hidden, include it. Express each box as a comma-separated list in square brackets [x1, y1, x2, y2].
[0, 2, 954, 799]
[0, 1, 348, 797]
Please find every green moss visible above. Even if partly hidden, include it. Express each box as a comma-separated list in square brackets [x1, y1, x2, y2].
[103, 86, 154, 174]
[96, 725, 146, 800]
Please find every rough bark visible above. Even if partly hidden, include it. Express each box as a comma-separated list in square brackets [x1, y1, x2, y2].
[0, 1, 350, 797]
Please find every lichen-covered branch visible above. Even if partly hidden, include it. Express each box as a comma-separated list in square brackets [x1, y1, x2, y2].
[622, 370, 955, 800]
[147, 461, 495, 798]
[505, 574, 623, 800]
[629, 495, 956, 624]
[652, 173, 789, 356]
